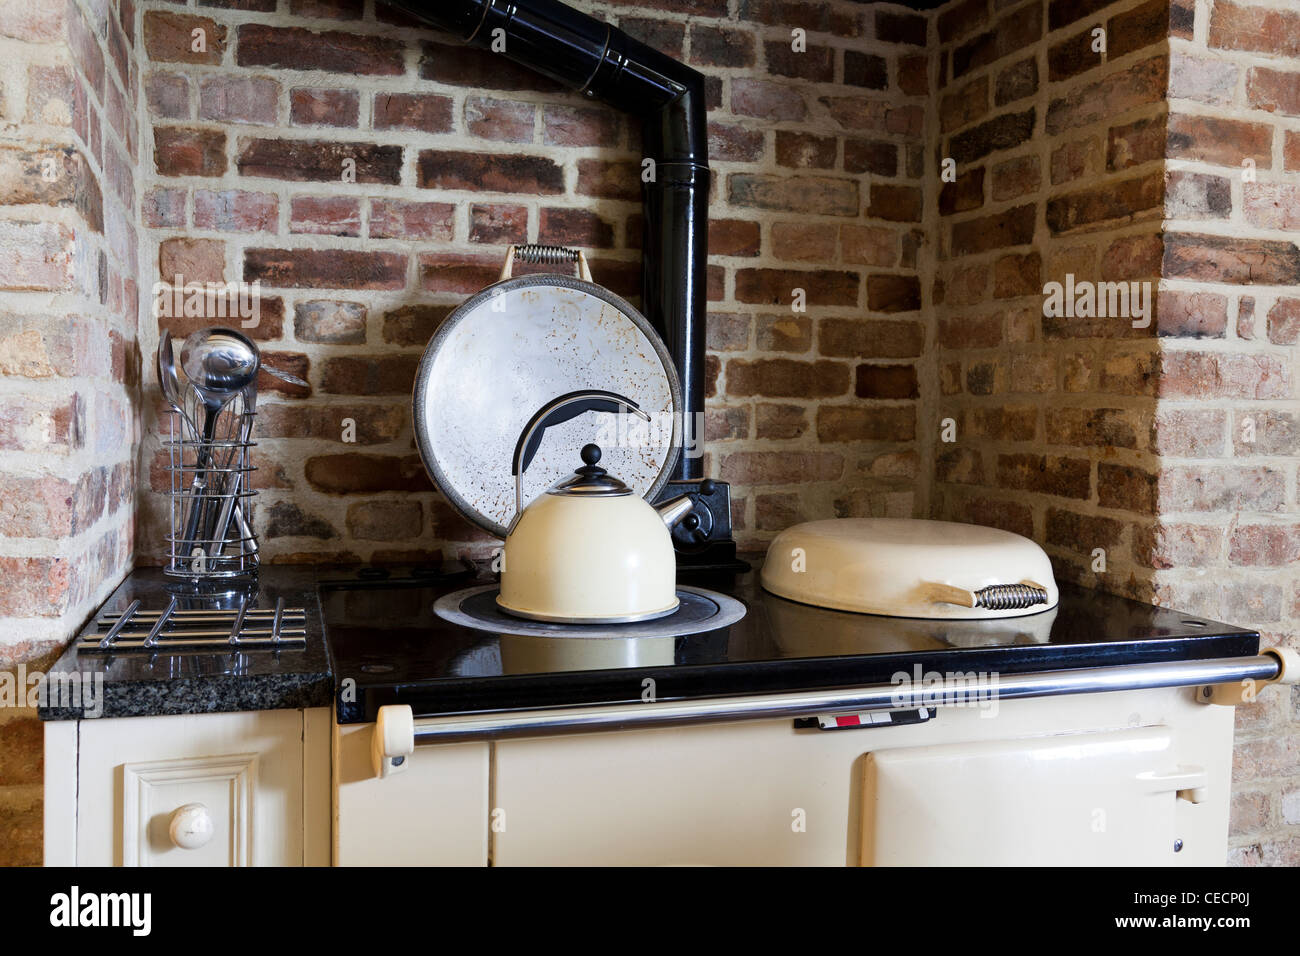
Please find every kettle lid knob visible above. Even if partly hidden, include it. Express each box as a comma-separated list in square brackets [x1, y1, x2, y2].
[580, 443, 601, 467]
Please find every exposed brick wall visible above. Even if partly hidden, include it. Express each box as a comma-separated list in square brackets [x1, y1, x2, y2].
[1158, 0, 1300, 867]
[135, 0, 930, 561]
[0, 0, 140, 865]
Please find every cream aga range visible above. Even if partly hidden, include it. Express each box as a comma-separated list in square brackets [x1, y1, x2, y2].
[325, 560, 1295, 867]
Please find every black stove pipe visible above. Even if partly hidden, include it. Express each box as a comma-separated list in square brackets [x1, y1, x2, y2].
[389, 0, 710, 481]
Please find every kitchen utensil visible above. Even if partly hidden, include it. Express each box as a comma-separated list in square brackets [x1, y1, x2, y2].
[207, 374, 258, 557]
[261, 364, 308, 388]
[178, 329, 260, 556]
[760, 518, 1059, 620]
[412, 244, 682, 539]
[497, 391, 697, 623]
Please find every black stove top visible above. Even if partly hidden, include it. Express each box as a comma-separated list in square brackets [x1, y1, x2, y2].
[321, 560, 1259, 723]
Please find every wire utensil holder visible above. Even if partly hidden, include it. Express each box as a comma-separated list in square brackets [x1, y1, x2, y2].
[164, 386, 259, 582]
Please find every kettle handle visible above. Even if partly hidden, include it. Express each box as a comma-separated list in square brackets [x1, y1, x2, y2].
[511, 390, 652, 518]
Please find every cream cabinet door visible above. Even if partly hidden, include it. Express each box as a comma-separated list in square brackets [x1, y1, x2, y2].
[861, 726, 1202, 866]
[64, 709, 329, 867]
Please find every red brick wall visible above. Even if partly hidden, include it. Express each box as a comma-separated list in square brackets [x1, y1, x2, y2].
[1159, 0, 1300, 866]
[0, 0, 140, 865]
[136, 0, 931, 560]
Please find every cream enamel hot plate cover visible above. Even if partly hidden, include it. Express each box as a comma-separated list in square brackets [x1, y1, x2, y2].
[413, 270, 681, 538]
[761, 518, 1059, 619]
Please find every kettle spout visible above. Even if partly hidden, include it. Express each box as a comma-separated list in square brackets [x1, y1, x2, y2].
[654, 494, 695, 529]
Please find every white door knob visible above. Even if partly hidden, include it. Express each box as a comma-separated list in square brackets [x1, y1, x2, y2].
[169, 803, 214, 849]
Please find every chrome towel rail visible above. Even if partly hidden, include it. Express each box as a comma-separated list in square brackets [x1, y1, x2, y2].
[390, 652, 1294, 748]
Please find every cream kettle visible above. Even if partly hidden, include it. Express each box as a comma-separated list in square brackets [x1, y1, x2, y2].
[497, 390, 697, 623]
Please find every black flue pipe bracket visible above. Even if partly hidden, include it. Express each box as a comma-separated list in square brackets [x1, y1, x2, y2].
[389, 0, 710, 481]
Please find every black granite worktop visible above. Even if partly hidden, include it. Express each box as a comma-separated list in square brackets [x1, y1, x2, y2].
[40, 559, 1260, 723]
[38, 566, 333, 720]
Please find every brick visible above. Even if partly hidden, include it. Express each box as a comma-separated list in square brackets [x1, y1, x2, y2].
[245, 248, 406, 290]
[951, 204, 1035, 255]
[321, 356, 419, 395]
[1165, 171, 1232, 219]
[709, 121, 766, 163]
[899, 55, 930, 95]
[719, 451, 843, 485]
[992, 252, 1040, 298]
[1160, 351, 1290, 399]
[755, 315, 812, 352]
[159, 237, 224, 284]
[1163, 233, 1300, 286]
[1051, 136, 1101, 186]
[1046, 56, 1167, 135]
[1108, 115, 1165, 171]
[157, 295, 286, 342]
[236, 24, 405, 76]
[199, 76, 279, 125]
[1229, 525, 1300, 567]
[817, 405, 915, 442]
[766, 223, 829, 263]
[1244, 183, 1300, 231]
[373, 93, 454, 133]
[1046, 407, 1138, 448]
[464, 96, 534, 142]
[766, 40, 832, 81]
[725, 359, 849, 398]
[469, 203, 527, 244]
[417, 253, 499, 294]
[991, 155, 1040, 201]
[844, 138, 897, 176]
[844, 51, 888, 90]
[1167, 114, 1272, 169]
[855, 364, 918, 399]
[560, 158, 634, 201]
[1233, 410, 1300, 456]
[1157, 290, 1226, 338]
[1046, 172, 1163, 234]
[542, 105, 620, 148]
[1169, 53, 1238, 106]
[382, 304, 453, 346]
[731, 78, 806, 122]
[1049, 29, 1102, 83]
[0, 557, 72, 616]
[194, 189, 277, 232]
[618, 16, 685, 59]
[735, 269, 858, 306]
[936, 448, 985, 485]
[1267, 299, 1300, 345]
[707, 313, 751, 352]
[257, 405, 403, 444]
[143, 11, 226, 65]
[1045, 509, 1125, 555]
[875, 10, 927, 45]
[939, 0, 990, 42]
[997, 453, 1091, 499]
[369, 200, 454, 241]
[290, 88, 359, 128]
[257, 350, 310, 397]
[948, 109, 1034, 164]
[756, 493, 804, 531]
[417, 41, 566, 93]
[755, 403, 807, 440]
[239, 138, 402, 184]
[938, 313, 1001, 349]
[728, 174, 857, 217]
[0, 3, 64, 42]
[1134, 523, 1223, 569]
[708, 218, 761, 258]
[1246, 67, 1300, 117]
[775, 131, 836, 170]
[952, 1, 1042, 78]
[1209, 1, 1300, 59]
[1159, 465, 1285, 512]
[346, 500, 423, 541]
[145, 72, 189, 119]
[819, 318, 924, 358]
[939, 168, 984, 215]
[541, 208, 615, 249]
[264, 501, 337, 539]
[691, 26, 755, 68]
[706, 405, 750, 443]
[153, 126, 226, 177]
[995, 57, 1037, 106]
[144, 188, 186, 228]
[940, 76, 988, 134]
[289, 0, 364, 18]
[866, 274, 920, 313]
[960, 497, 1033, 537]
[1289, 131, 1300, 172]
[292, 300, 366, 344]
[290, 196, 361, 237]
[841, 225, 897, 266]
[867, 184, 922, 223]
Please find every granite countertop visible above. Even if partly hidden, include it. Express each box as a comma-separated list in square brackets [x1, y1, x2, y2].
[38, 566, 333, 720]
